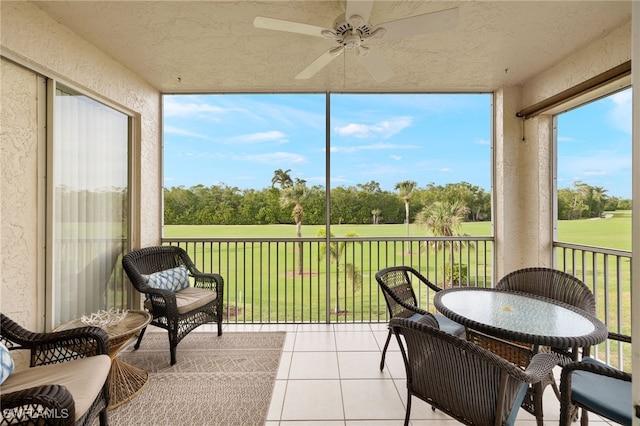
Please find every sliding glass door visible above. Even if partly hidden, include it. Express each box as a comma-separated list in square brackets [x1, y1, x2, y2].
[50, 84, 130, 325]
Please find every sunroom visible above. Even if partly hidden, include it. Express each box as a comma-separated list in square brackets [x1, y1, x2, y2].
[1, 1, 639, 424]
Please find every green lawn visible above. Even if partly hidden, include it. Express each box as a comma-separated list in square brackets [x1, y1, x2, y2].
[164, 210, 630, 251]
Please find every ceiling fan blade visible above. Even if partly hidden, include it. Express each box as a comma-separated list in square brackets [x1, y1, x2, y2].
[355, 46, 394, 82]
[345, 0, 374, 25]
[253, 16, 331, 38]
[295, 48, 343, 80]
[375, 7, 459, 40]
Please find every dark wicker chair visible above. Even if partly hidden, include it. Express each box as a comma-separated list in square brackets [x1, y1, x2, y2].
[375, 266, 464, 371]
[560, 332, 632, 426]
[0, 313, 110, 426]
[122, 245, 224, 365]
[391, 317, 559, 426]
[466, 267, 597, 423]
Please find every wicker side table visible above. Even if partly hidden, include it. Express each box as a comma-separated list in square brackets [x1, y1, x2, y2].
[54, 310, 152, 409]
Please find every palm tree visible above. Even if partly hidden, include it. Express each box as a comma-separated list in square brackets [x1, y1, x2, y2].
[395, 180, 416, 253]
[271, 169, 293, 189]
[371, 209, 381, 225]
[415, 201, 471, 286]
[279, 182, 308, 274]
[317, 229, 362, 314]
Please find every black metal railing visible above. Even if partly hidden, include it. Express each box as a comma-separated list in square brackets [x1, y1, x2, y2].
[162, 236, 494, 324]
[159, 236, 631, 370]
[555, 241, 632, 371]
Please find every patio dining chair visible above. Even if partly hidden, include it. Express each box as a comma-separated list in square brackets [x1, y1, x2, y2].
[391, 317, 559, 426]
[496, 266, 598, 358]
[375, 266, 464, 371]
[122, 245, 224, 365]
[559, 332, 632, 426]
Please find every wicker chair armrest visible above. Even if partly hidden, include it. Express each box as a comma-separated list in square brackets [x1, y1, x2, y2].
[145, 288, 180, 314]
[192, 271, 224, 293]
[1, 314, 108, 365]
[1, 384, 76, 425]
[561, 360, 631, 383]
[522, 352, 561, 384]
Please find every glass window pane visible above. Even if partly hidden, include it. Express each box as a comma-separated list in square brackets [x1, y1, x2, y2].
[555, 87, 632, 250]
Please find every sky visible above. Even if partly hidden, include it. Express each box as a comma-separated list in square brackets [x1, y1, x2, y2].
[163, 88, 632, 199]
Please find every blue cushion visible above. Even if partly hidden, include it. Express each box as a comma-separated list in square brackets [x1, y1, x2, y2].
[434, 314, 465, 336]
[0, 341, 14, 384]
[571, 357, 632, 425]
[407, 312, 464, 336]
[143, 265, 190, 292]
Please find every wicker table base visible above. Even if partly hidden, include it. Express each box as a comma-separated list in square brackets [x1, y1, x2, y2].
[109, 356, 149, 409]
[54, 310, 152, 410]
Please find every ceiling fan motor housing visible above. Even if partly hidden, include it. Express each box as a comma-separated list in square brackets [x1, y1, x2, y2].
[334, 14, 372, 51]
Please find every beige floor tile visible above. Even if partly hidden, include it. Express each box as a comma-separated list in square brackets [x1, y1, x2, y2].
[382, 351, 407, 379]
[289, 351, 340, 379]
[338, 351, 391, 379]
[335, 330, 381, 351]
[341, 379, 407, 420]
[293, 331, 337, 351]
[277, 350, 293, 379]
[267, 379, 287, 421]
[281, 379, 344, 421]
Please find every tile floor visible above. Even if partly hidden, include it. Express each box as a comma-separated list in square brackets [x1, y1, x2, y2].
[206, 323, 615, 426]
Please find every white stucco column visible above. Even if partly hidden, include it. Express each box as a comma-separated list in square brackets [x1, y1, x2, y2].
[493, 87, 554, 281]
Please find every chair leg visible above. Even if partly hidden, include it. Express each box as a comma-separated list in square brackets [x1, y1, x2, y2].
[99, 408, 108, 426]
[170, 344, 177, 365]
[133, 326, 147, 350]
[404, 393, 412, 426]
[380, 329, 392, 371]
[580, 409, 589, 426]
[217, 316, 222, 336]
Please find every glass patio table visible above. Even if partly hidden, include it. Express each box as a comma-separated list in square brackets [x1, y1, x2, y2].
[434, 287, 608, 425]
[434, 287, 608, 351]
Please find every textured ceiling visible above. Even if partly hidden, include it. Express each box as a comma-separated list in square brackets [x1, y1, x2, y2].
[32, 1, 631, 93]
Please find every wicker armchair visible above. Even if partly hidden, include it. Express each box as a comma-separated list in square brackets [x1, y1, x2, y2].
[375, 266, 464, 371]
[122, 245, 224, 365]
[560, 332, 632, 426]
[0, 313, 111, 426]
[391, 317, 559, 426]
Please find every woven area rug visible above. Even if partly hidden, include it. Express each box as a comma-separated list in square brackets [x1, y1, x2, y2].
[100, 331, 286, 426]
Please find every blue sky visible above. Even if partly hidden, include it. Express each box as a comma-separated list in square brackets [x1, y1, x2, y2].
[163, 88, 631, 198]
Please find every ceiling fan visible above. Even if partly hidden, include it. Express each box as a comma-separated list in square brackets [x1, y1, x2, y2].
[253, 1, 459, 82]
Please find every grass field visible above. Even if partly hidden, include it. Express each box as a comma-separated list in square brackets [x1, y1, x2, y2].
[165, 210, 631, 251]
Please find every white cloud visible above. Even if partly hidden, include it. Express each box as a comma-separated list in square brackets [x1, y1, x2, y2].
[164, 125, 212, 140]
[240, 151, 307, 165]
[163, 96, 227, 118]
[390, 155, 402, 161]
[229, 131, 288, 144]
[334, 116, 413, 139]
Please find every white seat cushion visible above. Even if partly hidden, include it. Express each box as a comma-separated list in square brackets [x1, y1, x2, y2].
[1, 355, 111, 421]
[144, 286, 218, 315]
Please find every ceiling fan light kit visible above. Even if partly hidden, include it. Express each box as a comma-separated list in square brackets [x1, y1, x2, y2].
[253, 1, 458, 83]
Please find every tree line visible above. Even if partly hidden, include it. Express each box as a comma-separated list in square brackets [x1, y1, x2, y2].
[163, 171, 628, 226]
[557, 181, 631, 220]
[164, 172, 490, 226]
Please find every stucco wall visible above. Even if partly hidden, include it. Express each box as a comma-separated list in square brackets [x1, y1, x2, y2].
[494, 20, 631, 278]
[0, 2, 161, 330]
[521, 21, 632, 107]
